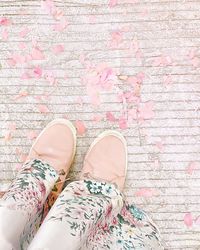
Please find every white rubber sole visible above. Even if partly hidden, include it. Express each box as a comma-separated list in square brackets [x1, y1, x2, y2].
[84, 130, 128, 178]
[28, 118, 77, 168]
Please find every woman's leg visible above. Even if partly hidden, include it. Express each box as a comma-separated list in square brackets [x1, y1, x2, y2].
[28, 130, 126, 250]
[28, 179, 123, 250]
[0, 119, 76, 250]
[0, 159, 58, 250]
[29, 130, 165, 250]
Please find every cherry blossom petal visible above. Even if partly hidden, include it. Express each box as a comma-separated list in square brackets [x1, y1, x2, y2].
[135, 188, 158, 197]
[75, 120, 86, 136]
[0, 17, 11, 26]
[27, 131, 38, 140]
[184, 213, 193, 228]
[37, 104, 50, 113]
[191, 57, 200, 68]
[186, 161, 200, 175]
[4, 122, 16, 142]
[155, 140, 165, 152]
[33, 66, 43, 78]
[106, 111, 116, 122]
[110, 31, 123, 48]
[7, 58, 16, 67]
[109, 0, 118, 7]
[41, 0, 55, 14]
[163, 75, 173, 86]
[128, 108, 137, 121]
[21, 71, 31, 80]
[18, 42, 27, 50]
[118, 116, 128, 130]
[139, 101, 154, 120]
[195, 216, 200, 226]
[13, 90, 29, 100]
[53, 18, 68, 32]
[31, 47, 45, 60]
[93, 114, 103, 122]
[2, 29, 8, 41]
[19, 27, 30, 38]
[52, 44, 64, 55]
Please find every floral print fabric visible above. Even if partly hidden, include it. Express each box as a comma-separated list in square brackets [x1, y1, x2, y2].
[0, 159, 165, 250]
[0, 159, 58, 250]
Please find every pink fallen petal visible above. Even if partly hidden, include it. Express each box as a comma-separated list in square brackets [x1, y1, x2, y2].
[18, 42, 27, 50]
[13, 54, 26, 64]
[75, 120, 86, 136]
[191, 57, 200, 68]
[0, 17, 11, 26]
[118, 116, 128, 130]
[88, 15, 96, 24]
[7, 58, 16, 67]
[93, 114, 103, 122]
[2, 29, 8, 41]
[4, 131, 12, 142]
[14, 163, 23, 171]
[8, 122, 16, 131]
[128, 108, 137, 121]
[37, 104, 50, 113]
[31, 47, 45, 60]
[53, 18, 68, 32]
[139, 101, 154, 120]
[53, 9, 64, 20]
[127, 76, 138, 85]
[52, 44, 64, 55]
[109, 0, 118, 7]
[110, 31, 123, 48]
[19, 27, 30, 38]
[106, 111, 116, 122]
[136, 50, 143, 59]
[100, 67, 113, 82]
[188, 49, 197, 60]
[127, 72, 144, 86]
[155, 140, 165, 152]
[186, 161, 200, 175]
[27, 131, 38, 140]
[21, 71, 31, 80]
[184, 213, 193, 228]
[41, 0, 55, 14]
[25, 54, 32, 62]
[8, 53, 25, 66]
[135, 188, 158, 197]
[19, 153, 28, 163]
[44, 70, 57, 85]
[4, 122, 16, 142]
[33, 66, 43, 78]
[153, 55, 172, 67]
[163, 75, 173, 86]
[195, 216, 200, 226]
[121, 25, 131, 32]
[76, 96, 83, 106]
[13, 90, 28, 100]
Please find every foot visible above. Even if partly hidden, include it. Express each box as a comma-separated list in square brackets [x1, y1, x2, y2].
[80, 130, 127, 191]
[27, 118, 76, 194]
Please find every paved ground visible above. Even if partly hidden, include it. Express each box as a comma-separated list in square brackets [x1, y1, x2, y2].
[0, 0, 200, 249]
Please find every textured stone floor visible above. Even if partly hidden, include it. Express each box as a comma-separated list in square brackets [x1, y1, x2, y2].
[0, 0, 200, 249]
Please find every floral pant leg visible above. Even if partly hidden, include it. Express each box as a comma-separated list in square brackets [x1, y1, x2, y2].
[28, 180, 124, 250]
[28, 179, 165, 250]
[0, 159, 58, 250]
[87, 202, 166, 250]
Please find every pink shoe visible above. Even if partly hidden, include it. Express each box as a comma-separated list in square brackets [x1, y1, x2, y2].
[80, 130, 127, 191]
[27, 118, 76, 197]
